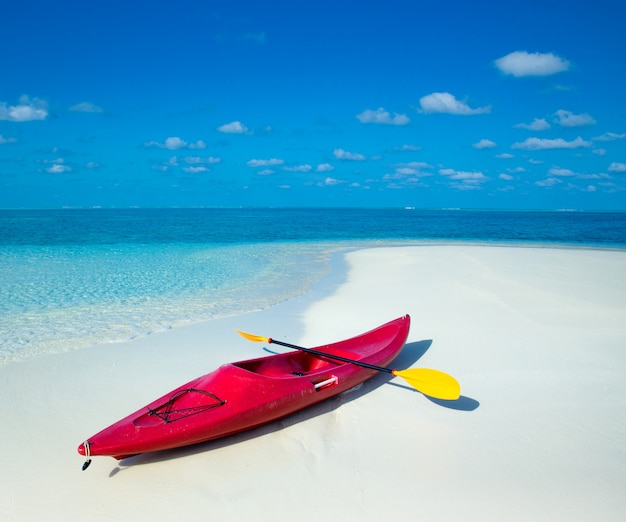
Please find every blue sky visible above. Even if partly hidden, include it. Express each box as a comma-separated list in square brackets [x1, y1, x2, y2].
[1, 0, 625, 210]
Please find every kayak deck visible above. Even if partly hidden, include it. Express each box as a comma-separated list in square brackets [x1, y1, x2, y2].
[77, 315, 411, 464]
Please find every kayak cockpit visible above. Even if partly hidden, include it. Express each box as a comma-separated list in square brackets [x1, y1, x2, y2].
[231, 349, 355, 378]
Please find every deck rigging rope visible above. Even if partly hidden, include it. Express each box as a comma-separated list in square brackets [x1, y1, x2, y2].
[147, 388, 226, 424]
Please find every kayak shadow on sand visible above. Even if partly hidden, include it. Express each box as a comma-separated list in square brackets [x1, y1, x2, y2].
[110, 339, 476, 475]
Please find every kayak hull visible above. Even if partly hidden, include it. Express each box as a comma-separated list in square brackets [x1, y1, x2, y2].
[78, 315, 410, 460]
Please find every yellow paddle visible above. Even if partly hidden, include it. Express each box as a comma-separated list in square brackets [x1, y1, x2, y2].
[236, 330, 461, 401]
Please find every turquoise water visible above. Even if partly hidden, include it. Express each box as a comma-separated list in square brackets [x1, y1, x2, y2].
[1, 208, 625, 366]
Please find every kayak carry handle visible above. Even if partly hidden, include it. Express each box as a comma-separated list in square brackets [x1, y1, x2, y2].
[81, 440, 92, 471]
[313, 375, 338, 391]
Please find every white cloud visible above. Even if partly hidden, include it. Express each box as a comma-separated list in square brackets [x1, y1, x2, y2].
[512, 136, 592, 150]
[577, 172, 610, 180]
[185, 156, 221, 164]
[440, 168, 487, 182]
[592, 148, 607, 156]
[393, 144, 421, 152]
[473, 139, 496, 149]
[494, 51, 570, 77]
[70, 101, 103, 113]
[395, 167, 420, 176]
[536, 178, 563, 187]
[316, 163, 334, 172]
[246, 158, 285, 167]
[496, 153, 515, 159]
[46, 163, 71, 174]
[0, 95, 48, 122]
[608, 162, 626, 173]
[403, 161, 432, 169]
[593, 132, 626, 141]
[182, 166, 209, 174]
[548, 167, 576, 177]
[163, 137, 188, 150]
[385, 169, 432, 184]
[333, 149, 366, 161]
[499, 173, 514, 181]
[0, 134, 17, 144]
[356, 107, 410, 125]
[439, 168, 488, 189]
[217, 121, 251, 134]
[553, 110, 596, 127]
[419, 92, 491, 115]
[386, 162, 433, 180]
[318, 177, 342, 186]
[514, 118, 551, 131]
[144, 137, 207, 150]
[284, 164, 313, 172]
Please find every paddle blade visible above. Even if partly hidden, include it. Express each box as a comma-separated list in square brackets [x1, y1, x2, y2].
[393, 368, 461, 401]
[236, 330, 270, 344]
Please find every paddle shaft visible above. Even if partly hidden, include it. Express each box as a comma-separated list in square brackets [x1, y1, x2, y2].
[237, 328, 461, 400]
[268, 338, 394, 374]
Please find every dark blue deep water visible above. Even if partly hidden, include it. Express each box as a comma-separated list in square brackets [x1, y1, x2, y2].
[2, 208, 625, 247]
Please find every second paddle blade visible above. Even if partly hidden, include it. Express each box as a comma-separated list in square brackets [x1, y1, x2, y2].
[236, 330, 270, 343]
[393, 368, 461, 401]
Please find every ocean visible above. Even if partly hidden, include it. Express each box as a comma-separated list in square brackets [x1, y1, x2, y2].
[1, 208, 625, 366]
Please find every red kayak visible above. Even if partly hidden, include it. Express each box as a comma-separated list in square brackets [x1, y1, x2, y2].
[78, 315, 410, 466]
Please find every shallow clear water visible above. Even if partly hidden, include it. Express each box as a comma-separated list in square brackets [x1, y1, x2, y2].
[0, 241, 344, 365]
[1, 208, 625, 366]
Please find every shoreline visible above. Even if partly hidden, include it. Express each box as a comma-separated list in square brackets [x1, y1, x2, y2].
[1, 244, 625, 521]
[3, 239, 625, 369]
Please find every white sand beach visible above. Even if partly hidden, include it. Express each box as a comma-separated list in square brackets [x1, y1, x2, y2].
[1, 245, 625, 521]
